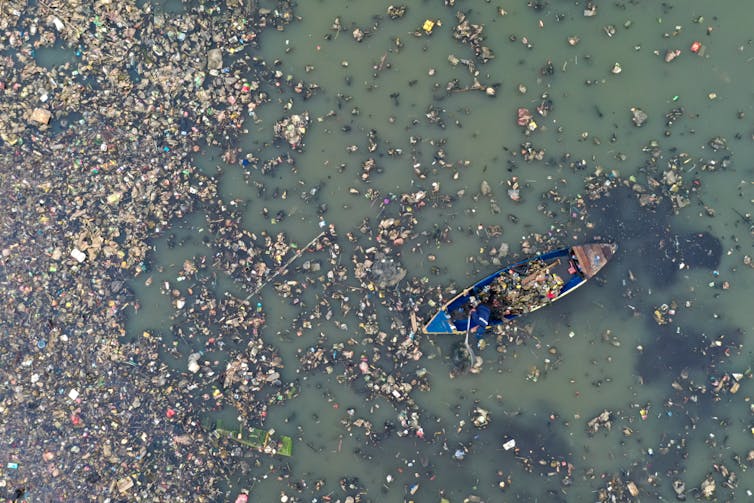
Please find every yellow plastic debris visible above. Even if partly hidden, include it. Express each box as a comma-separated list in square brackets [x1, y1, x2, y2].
[422, 19, 435, 33]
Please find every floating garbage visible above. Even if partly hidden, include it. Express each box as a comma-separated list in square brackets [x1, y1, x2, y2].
[1, 0, 752, 501]
[187, 352, 202, 373]
[70, 248, 86, 263]
[212, 423, 293, 457]
[30, 107, 51, 126]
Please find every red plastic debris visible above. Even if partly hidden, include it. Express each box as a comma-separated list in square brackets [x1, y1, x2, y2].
[690, 41, 702, 53]
[517, 107, 533, 127]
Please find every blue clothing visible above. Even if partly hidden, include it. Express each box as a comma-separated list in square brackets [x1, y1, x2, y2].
[471, 304, 491, 331]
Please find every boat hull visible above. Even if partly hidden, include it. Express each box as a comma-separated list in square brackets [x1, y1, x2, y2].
[423, 243, 616, 335]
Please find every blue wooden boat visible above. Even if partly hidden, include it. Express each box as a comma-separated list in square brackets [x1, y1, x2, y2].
[423, 243, 617, 335]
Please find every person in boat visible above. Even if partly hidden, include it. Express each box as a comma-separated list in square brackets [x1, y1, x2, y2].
[469, 302, 491, 336]
[476, 281, 511, 321]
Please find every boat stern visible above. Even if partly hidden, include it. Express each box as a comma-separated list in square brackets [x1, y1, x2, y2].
[572, 242, 617, 279]
[423, 310, 457, 334]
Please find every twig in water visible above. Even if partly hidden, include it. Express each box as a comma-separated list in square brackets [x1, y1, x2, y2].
[245, 230, 327, 301]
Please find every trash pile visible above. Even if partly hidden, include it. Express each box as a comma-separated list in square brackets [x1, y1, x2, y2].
[476, 259, 565, 317]
[452, 11, 494, 63]
[273, 112, 310, 151]
[0, 0, 301, 499]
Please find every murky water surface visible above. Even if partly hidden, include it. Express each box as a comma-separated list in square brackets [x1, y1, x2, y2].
[119, 0, 751, 500]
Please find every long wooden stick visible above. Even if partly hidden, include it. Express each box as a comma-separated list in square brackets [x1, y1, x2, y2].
[464, 313, 476, 368]
[521, 258, 560, 287]
[245, 230, 327, 301]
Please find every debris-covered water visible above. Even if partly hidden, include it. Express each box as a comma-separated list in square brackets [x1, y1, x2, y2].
[1, 0, 753, 502]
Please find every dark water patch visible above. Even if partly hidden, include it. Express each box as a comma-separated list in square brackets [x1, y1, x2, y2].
[676, 232, 722, 270]
[137, 0, 185, 13]
[636, 324, 701, 385]
[34, 44, 77, 69]
[626, 411, 695, 478]
[357, 432, 484, 500]
[49, 112, 84, 135]
[585, 186, 722, 288]
[583, 188, 656, 239]
[642, 451, 687, 487]
[127, 64, 142, 85]
[699, 326, 744, 363]
[636, 320, 743, 386]
[475, 413, 574, 471]
[586, 187, 676, 286]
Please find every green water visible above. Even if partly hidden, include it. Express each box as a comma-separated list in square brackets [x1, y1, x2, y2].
[126, 1, 753, 501]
